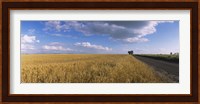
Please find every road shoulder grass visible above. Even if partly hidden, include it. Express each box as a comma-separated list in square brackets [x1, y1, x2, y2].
[134, 54, 179, 63]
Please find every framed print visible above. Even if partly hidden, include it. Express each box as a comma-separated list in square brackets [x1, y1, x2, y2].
[1, 1, 198, 102]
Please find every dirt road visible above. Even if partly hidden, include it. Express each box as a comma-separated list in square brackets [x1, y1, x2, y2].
[134, 55, 179, 82]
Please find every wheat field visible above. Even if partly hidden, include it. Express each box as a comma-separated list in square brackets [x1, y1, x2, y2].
[21, 54, 171, 83]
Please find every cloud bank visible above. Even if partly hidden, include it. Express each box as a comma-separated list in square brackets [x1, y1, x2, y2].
[43, 21, 174, 43]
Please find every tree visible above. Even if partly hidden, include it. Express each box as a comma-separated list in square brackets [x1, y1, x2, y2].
[128, 50, 133, 55]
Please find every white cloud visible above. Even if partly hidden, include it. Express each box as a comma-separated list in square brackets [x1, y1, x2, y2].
[21, 35, 40, 52]
[132, 21, 174, 36]
[42, 42, 72, 51]
[43, 21, 69, 32]
[67, 21, 174, 43]
[74, 42, 112, 51]
[21, 35, 40, 44]
[43, 45, 71, 51]
[123, 37, 149, 43]
[49, 42, 63, 45]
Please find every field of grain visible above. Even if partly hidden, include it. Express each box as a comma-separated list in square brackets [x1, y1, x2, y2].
[21, 54, 171, 83]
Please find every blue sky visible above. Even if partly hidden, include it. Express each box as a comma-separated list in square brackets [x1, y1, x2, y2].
[21, 21, 179, 54]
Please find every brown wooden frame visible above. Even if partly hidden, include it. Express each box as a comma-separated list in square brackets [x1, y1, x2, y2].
[1, 1, 198, 103]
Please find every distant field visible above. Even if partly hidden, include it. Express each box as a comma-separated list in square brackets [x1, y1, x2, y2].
[21, 54, 172, 83]
[135, 54, 179, 63]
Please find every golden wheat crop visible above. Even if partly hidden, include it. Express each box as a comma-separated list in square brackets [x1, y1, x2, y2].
[21, 54, 171, 83]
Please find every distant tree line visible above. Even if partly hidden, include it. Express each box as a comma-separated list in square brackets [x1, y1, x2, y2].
[170, 52, 179, 56]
